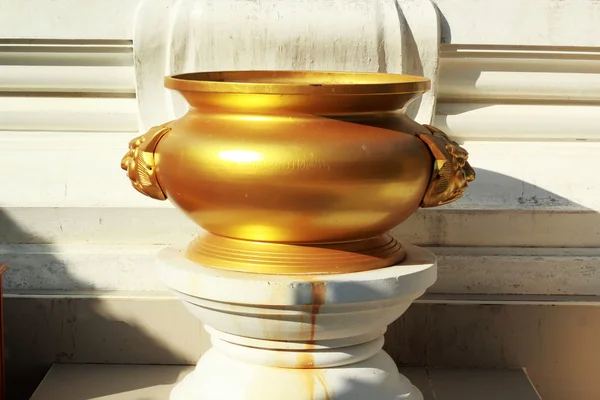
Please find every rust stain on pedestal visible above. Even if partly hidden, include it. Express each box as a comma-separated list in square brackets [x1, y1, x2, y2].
[316, 374, 331, 400]
[309, 281, 327, 342]
[296, 281, 330, 399]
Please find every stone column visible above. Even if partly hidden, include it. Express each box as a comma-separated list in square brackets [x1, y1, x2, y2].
[157, 243, 436, 399]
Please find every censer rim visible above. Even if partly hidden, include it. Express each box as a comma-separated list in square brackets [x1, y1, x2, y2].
[164, 70, 431, 95]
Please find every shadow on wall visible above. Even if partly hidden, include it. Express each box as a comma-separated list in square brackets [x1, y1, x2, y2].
[392, 168, 600, 250]
[0, 210, 188, 400]
[453, 168, 589, 210]
[0, 167, 598, 399]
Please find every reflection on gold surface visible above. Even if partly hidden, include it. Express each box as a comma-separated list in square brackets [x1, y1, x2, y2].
[121, 70, 475, 273]
[225, 224, 285, 243]
[219, 150, 265, 164]
[236, 115, 272, 122]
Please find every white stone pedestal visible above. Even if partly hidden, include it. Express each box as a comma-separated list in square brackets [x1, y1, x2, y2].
[156, 243, 437, 400]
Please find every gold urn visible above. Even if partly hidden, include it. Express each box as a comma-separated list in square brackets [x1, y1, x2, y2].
[121, 71, 475, 274]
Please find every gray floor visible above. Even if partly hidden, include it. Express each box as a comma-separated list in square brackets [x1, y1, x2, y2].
[30, 364, 541, 400]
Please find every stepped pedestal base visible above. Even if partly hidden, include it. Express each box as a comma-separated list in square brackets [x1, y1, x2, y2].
[172, 349, 421, 400]
[156, 242, 437, 400]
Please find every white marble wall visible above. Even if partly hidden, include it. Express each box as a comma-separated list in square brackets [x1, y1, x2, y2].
[0, 0, 599, 296]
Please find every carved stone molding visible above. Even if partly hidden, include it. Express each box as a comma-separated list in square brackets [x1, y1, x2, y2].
[132, 0, 441, 130]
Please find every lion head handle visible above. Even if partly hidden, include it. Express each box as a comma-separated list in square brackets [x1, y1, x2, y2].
[120, 121, 173, 201]
[417, 125, 475, 208]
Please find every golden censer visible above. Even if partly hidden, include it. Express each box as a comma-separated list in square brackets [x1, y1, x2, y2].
[121, 71, 475, 274]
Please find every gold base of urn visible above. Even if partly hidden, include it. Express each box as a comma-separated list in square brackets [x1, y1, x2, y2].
[186, 233, 405, 275]
[121, 70, 475, 275]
